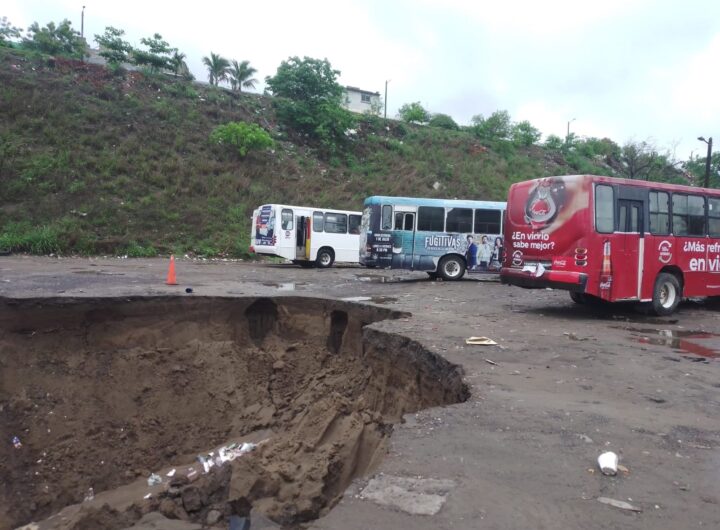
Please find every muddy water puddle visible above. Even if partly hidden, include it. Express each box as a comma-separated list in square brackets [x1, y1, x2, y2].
[0, 296, 467, 529]
[261, 281, 308, 291]
[340, 295, 398, 304]
[625, 327, 720, 359]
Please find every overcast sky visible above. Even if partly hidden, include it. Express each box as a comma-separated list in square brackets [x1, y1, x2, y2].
[6, 0, 719, 160]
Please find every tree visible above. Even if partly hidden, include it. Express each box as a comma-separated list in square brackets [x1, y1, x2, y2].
[398, 102, 430, 124]
[471, 110, 511, 141]
[23, 19, 86, 58]
[228, 60, 258, 92]
[544, 134, 565, 150]
[94, 26, 132, 67]
[619, 141, 660, 180]
[428, 113, 459, 130]
[0, 17, 22, 47]
[170, 51, 190, 78]
[265, 56, 355, 151]
[684, 151, 720, 188]
[133, 33, 175, 73]
[202, 52, 230, 86]
[510, 120, 541, 146]
[210, 122, 274, 157]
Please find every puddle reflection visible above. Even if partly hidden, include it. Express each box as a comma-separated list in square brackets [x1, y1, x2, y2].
[261, 282, 307, 291]
[341, 295, 397, 304]
[628, 328, 720, 359]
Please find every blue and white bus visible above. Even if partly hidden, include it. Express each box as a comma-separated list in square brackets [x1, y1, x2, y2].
[360, 196, 506, 280]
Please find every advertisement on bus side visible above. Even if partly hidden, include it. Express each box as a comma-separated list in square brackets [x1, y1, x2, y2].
[254, 205, 276, 246]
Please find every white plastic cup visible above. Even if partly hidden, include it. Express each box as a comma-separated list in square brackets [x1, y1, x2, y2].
[598, 451, 618, 475]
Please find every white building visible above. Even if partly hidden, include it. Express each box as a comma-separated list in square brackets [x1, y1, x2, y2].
[344, 86, 382, 114]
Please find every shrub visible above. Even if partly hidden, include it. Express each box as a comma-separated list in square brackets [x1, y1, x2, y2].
[398, 102, 429, 124]
[209, 121, 274, 157]
[428, 113, 459, 130]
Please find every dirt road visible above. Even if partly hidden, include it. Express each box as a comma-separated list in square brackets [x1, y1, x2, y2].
[1, 256, 719, 529]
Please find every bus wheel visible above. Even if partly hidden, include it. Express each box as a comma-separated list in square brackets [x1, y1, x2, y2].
[438, 255, 466, 281]
[316, 248, 335, 268]
[652, 272, 681, 316]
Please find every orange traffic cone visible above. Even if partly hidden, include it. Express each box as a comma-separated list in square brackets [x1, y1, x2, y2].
[166, 255, 178, 285]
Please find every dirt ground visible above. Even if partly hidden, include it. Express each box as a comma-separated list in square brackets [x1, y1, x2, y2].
[1, 256, 719, 530]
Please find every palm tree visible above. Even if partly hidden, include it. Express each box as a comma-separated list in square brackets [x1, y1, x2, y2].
[202, 52, 230, 86]
[228, 60, 258, 92]
[170, 51, 188, 77]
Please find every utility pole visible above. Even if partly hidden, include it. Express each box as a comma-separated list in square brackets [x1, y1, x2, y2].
[698, 136, 713, 188]
[384, 80, 389, 119]
[81, 5, 85, 39]
[566, 118, 576, 144]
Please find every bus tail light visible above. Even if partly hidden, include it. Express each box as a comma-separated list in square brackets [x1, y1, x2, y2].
[272, 235, 277, 245]
[249, 245, 255, 253]
[575, 247, 587, 266]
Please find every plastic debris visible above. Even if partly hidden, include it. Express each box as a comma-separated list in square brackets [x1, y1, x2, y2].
[597, 497, 642, 512]
[166, 468, 176, 477]
[466, 337, 497, 345]
[12, 436, 22, 449]
[147, 473, 162, 486]
[597, 451, 619, 476]
[143, 493, 152, 500]
[83, 487, 94, 502]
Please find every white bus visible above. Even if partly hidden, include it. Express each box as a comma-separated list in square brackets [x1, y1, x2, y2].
[250, 204, 362, 268]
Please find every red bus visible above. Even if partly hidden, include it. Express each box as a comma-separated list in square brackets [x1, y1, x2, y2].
[500, 174, 720, 315]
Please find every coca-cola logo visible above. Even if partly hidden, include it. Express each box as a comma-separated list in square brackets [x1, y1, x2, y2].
[658, 240, 672, 264]
[524, 178, 567, 230]
[512, 250, 523, 267]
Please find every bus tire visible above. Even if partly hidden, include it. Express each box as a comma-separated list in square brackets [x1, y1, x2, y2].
[651, 272, 681, 315]
[316, 247, 335, 268]
[437, 255, 466, 281]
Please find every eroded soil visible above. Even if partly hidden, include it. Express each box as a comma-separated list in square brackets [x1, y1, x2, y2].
[0, 296, 467, 529]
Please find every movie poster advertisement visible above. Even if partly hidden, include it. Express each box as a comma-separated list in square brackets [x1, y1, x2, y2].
[254, 205, 276, 246]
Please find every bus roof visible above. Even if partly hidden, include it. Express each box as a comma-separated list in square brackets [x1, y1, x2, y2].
[254, 203, 361, 215]
[363, 195, 506, 209]
[513, 174, 720, 197]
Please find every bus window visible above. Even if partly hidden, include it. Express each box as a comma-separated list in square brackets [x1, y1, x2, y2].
[381, 205, 393, 230]
[446, 208, 473, 233]
[349, 214, 361, 234]
[394, 212, 414, 231]
[688, 195, 706, 236]
[649, 191, 669, 234]
[324, 212, 348, 234]
[595, 185, 614, 233]
[474, 209, 501, 233]
[313, 211, 324, 232]
[418, 206, 445, 231]
[709, 198, 720, 237]
[281, 209, 294, 230]
[672, 194, 705, 236]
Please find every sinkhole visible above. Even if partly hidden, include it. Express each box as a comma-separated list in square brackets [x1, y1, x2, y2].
[0, 296, 469, 529]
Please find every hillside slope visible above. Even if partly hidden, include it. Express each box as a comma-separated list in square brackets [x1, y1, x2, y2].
[0, 49, 591, 257]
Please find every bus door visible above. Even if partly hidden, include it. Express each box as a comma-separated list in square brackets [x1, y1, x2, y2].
[615, 193, 644, 300]
[393, 206, 416, 269]
[295, 216, 310, 260]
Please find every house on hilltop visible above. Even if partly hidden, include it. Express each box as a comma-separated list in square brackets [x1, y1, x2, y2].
[344, 86, 381, 114]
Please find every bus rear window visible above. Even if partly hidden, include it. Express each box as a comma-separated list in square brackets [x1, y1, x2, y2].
[595, 185, 614, 233]
[474, 209, 501, 234]
[446, 208, 472, 233]
[417, 206, 445, 231]
[324, 213, 348, 234]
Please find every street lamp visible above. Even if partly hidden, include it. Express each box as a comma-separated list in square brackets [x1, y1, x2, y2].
[384, 79, 390, 119]
[566, 118, 576, 144]
[698, 136, 713, 188]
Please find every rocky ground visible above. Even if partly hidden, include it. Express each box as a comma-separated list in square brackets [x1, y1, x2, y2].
[1, 256, 719, 530]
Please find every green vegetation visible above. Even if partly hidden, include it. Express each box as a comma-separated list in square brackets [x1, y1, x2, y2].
[265, 56, 355, 153]
[398, 102, 430, 124]
[0, 16, 712, 259]
[210, 122, 274, 157]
